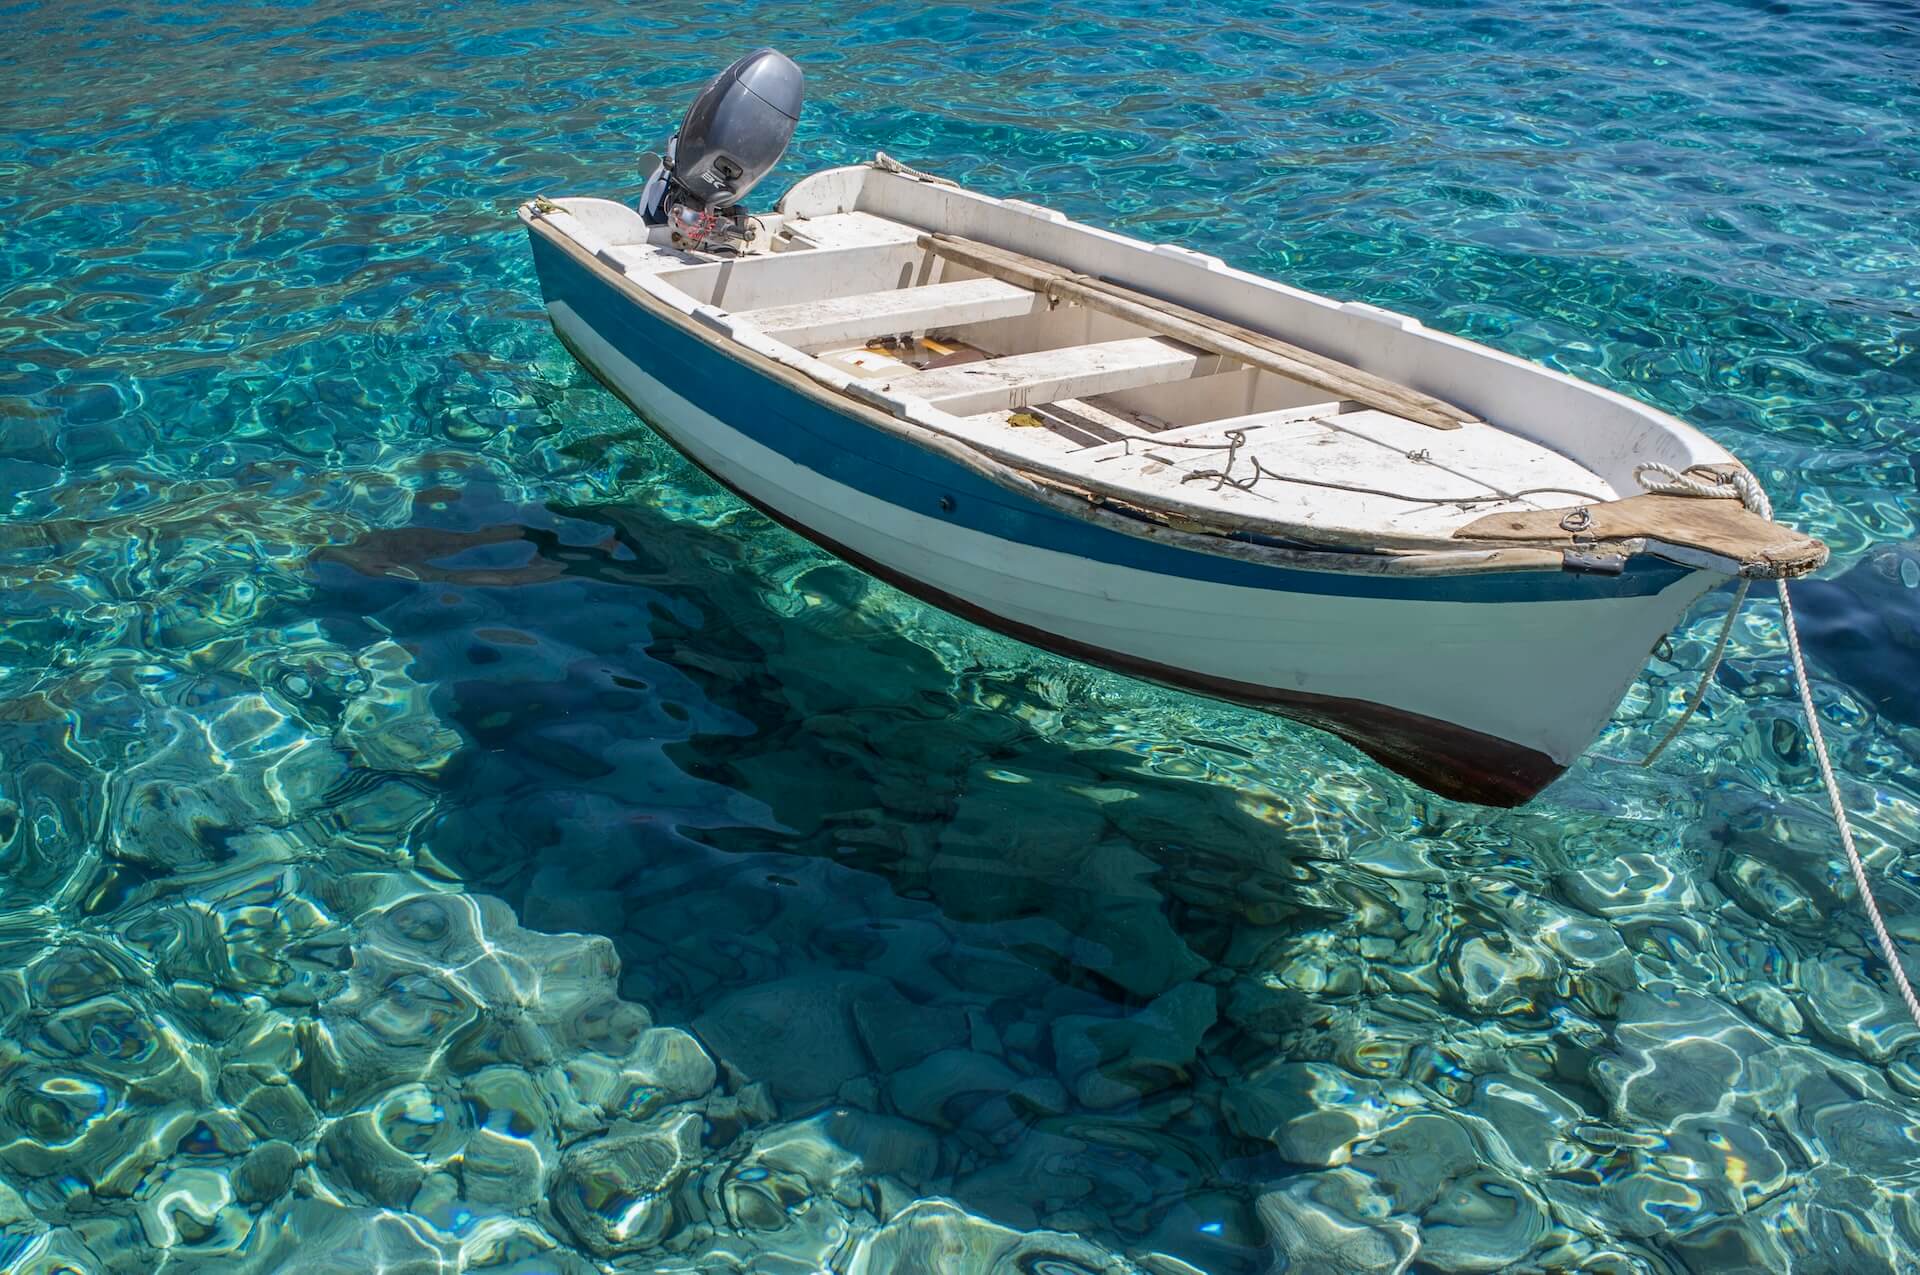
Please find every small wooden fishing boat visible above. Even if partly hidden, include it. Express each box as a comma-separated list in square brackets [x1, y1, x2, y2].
[521, 133, 1824, 805]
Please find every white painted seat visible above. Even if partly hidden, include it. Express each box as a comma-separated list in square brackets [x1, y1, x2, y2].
[883, 338, 1227, 416]
[734, 278, 1042, 349]
[775, 210, 925, 252]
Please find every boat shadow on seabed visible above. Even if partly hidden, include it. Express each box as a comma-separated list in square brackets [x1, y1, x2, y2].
[305, 472, 1920, 1274]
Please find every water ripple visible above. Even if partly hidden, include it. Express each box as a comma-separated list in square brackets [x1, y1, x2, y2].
[4, 0, 1920, 1270]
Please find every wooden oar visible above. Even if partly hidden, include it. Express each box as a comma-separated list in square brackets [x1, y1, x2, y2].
[917, 232, 1475, 431]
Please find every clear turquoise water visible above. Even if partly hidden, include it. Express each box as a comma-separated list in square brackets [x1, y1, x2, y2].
[4, 0, 1920, 1270]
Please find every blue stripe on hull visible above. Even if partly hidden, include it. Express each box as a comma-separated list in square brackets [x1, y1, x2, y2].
[528, 232, 1695, 606]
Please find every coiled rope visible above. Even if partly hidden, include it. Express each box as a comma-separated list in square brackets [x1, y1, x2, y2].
[1636, 462, 1920, 1032]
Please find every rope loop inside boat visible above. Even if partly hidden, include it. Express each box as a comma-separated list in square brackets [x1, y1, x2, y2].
[1635, 463, 1920, 1033]
[1634, 460, 1774, 521]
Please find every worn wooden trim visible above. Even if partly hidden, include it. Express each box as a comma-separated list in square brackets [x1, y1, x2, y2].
[919, 232, 1478, 431]
[1454, 493, 1828, 578]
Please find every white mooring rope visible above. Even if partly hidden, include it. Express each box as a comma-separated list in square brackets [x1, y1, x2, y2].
[1777, 575, 1920, 1031]
[1634, 462, 1920, 1033]
[1636, 578, 1749, 768]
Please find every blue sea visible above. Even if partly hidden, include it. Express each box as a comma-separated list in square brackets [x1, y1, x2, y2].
[4, 0, 1920, 1270]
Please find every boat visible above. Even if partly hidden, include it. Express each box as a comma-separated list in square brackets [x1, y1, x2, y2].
[518, 50, 1826, 806]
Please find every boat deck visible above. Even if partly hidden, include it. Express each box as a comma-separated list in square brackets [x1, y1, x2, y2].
[597, 208, 1621, 547]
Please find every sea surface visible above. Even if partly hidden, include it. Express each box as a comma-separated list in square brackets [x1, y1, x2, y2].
[3, 0, 1920, 1270]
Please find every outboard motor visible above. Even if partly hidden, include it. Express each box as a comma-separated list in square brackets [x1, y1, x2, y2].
[641, 49, 803, 251]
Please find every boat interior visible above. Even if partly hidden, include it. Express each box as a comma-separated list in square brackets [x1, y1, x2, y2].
[553, 199, 1628, 548]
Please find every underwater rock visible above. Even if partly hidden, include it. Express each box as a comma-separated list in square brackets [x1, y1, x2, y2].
[1663, 1212, 1791, 1274]
[708, 1112, 873, 1234]
[462, 1064, 557, 1148]
[842, 1197, 1151, 1274]
[1664, 1114, 1792, 1213]
[1720, 851, 1831, 935]
[316, 776, 440, 871]
[1788, 1167, 1909, 1273]
[236, 1197, 456, 1273]
[135, 1163, 250, 1252]
[1346, 1111, 1479, 1214]
[1416, 1168, 1549, 1272]
[697, 1079, 779, 1148]
[1256, 1169, 1417, 1274]
[1667, 1164, 1907, 1275]
[621, 1026, 720, 1113]
[1538, 912, 1635, 1017]
[0, 1177, 37, 1227]
[1445, 933, 1560, 1015]
[453, 1217, 602, 1275]
[305, 892, 634, 1110]
[887, 1048, 1021, 1130]
[694, 973, 886, 1103]
[850, 990, 969, 1074]
[26, 1220, 155, 1275]
[1224, 1062, 1391, 1166]
[222, 1066, 320, 1144]
[1539, 1167, 1705, 1243]
[1558, 852, 1700, 919]
[1137, 1255, 1213, 1275]
[335, 640, 464, 775]
[547, 1110, 702, 1256]
[1800, 1090, 1920, 1174]
[1796, 952, 1920, 1063]
[1137, 1191, 1263, 1274]
[459, 1126, 548, 1212]
[1220, 977, 1330, 1044]
[934, 768, 1108, 909]
[316, 1110, 430, 1209]
[106, 704, 347, 871]
[817, 1106, 942, 1185]
[0, 1017, 216, 1200]
[231, 1139, 301, 1206]
[1593, 986, 1772, 1128]
[305, 949, 482, 1110]
[1733, 983, 1806, 1037]
[934, 940, 1058, 1001]
[1057, 840, 1210, 999]
[520, 862, 629, 939]
[1267, 948, 1367, 998]
[951, 1130, 1098, 1229]
[1051, 981, 1217, 1109]
[749, 1114, 866, 1185]
[314, 1082, 480, 1213]
[1008, 1074, 1072, 1120]
[1463, 1072, 1590, 1175]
